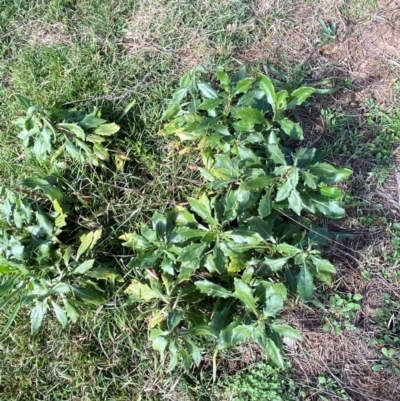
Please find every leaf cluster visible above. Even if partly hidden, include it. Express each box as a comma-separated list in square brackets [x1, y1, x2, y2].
[13, 95, 120, 167]
[120, 67, 352, 372]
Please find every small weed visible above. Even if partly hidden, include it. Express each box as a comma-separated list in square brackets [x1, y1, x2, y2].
[317, 20, 338, 46]
[371, 293, 400, 376]
[215, 362, 298, 401]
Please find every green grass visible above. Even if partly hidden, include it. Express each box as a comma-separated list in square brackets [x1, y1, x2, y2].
[1, 0, 400, 400]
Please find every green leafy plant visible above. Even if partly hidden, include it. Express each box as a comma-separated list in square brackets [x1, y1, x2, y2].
[13, 96, 120, 167]
[120, 67, 352, 372]
[0, 178, 121, 335]
[371, 293, 400, 376]
[319, 292, 362, 334]
[214, 362, 298, 401]
[317, 20, 337, 46]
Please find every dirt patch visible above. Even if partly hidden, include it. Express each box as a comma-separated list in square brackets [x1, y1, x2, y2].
[27, 22, 71, 46]
[238, 0, 400, 107]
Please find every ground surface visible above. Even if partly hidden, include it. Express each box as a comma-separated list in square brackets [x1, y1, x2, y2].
[0, 0, 400, 400]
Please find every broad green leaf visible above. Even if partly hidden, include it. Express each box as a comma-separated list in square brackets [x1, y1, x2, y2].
[275, 169, 299, 202]
[231, 107, 265, 125]
[319, 186, 342, 199]
[73, 259, 95, 275]
[182, 325, 217, 337]
[234, 278, 258, 316]
[71, 286, 106, 305]
[30, 303, 46, 335]
[59, 123, 86, 140]
[93, 143, 110, 161]
[230, 325, 254, 346]
[188, 194, 217, 225]
[79, 115, 106, 128]
[237, 145, 261, 165]
[309, 163, 352, 183]
[63, 299, 79, 323]
[77, 231, 94, 260]
[279, 118, 303, 140]
[288, 87, 315, 109]
[258, 188, 272, 218]
[124, 280, 161, 301]
[233, 78, 255, 95]
[264, 294, 283, 317]
[184, 338, 202, 366]
[119, 232, 152, 251]
[258, 74, 275, 108]
[247, 217, 274, 242]
[267, 144, 287, 165]
[265, 338, 284, 369]
[225, 230, 261, 246]
[173, 227, 206, 240]
[170, 88, 187, 104]
[297, 264, 314, 301]
[16, 95, 31, 110]
[167, 312, 184, 331]
[94, 123, 120, 136]
[264, 257, 290, 272]
[19, 177, 64, 202]
[309, 255, 336, 274]
[232, 66, 247, 83]
[50, 282, 70, 294]
[276, 243, 301, 257]
[309, 195, 346, 218]
[241, 175, 274, 191]
[271, 324, 302, 340]
[51, 301, 67, 328]
[151, 334, 169, 360]
[161, 104, 180, 121]
[195, 280, 232, 298]
[198, 82, 219, 99]
[301, 171, 317, 189]
[178, 243, 207, 263]
[216, 71, 231, 86]
[198, 98, 224, 110]
[213, 245, 226, 274]
[288, 189, 302, 215]
[293, 147, 316, 166]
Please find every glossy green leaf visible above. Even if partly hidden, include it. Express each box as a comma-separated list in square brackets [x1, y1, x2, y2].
[30, 303, 46, 335]
[195, 280, 232, 298]
[297, 264, 314, 301]
[258, 188, 272, 218]
[124, 280, 161, 301]
[51, 301, 67, 328]
[265, 338, 284, 369]
[258, 74, 275, 108]
[63, 299, 79, 323]
[213, 245, 226, 274]
[94, 123, 120, 136]
[232, 107, 265, 125]
[59, 123, 86, 140]
[247, 217, 274, 242]
[272, 324, 302, 340]
[167, 312, 184, 331]
[198, 82, 219, 99]
[309, 255, 336, 274]
[161, 104, 180, 121]
[288, 87, 315, 109]
[216, 71, 231, 86]
[233, 78, 255, 95]
[267, 144, 287, 165]
[71, 286, 106, 305]
[263, 294, 283, 317]
[73, 259, 95, 275]
[288, 189, 302, 215]
[264, 257, 290, 272]
[275, 169, 299, 202]
[319, 186, 342, 199]
[279, 118, 303, 140]
[234, 278, 258, 316]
